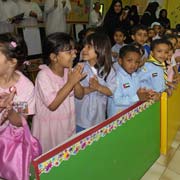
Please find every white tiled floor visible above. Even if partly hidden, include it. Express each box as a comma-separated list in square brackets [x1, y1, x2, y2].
[141, 129, 180, 180]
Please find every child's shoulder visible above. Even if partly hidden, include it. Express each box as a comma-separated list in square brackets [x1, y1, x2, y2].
[16, 70, 34, 88]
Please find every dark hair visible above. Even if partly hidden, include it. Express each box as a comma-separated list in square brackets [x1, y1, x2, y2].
[176, 24, 180, 32]
[159, 9, 167, 18]
[131, 24, 148, 35]
[44, 32, 73, 65]
[150, 38, 171, 51]
[119, 45, 141, 58]
[0, 33, 27, 67]
[145, 2, 159, 14]
[113, 28, 126, 36]
[162, 34, 178, 42]
[85, 32, 112, 80]
[130, 42, 145, 56]
[106, 0, 122, 15]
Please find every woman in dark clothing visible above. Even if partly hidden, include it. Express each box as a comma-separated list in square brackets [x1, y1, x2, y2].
[158, 9, 170, 29]
[141, 2, 159, 27]
[129, 5, 140, 29]
[103, 0, 123, 44]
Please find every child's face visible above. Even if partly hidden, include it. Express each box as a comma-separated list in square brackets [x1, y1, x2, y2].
[153, 25, 161, 34]
[148, 29, 155, 38]
[169, 38, 177, 50]
[82, 44, 97, 65]
[168, 49, 174, 61]
[119, 51, 141, 74]
[0, 51, 12, 75]
[56, 48, 76, 68]
[132, 30, 148, 45]
[151, 43, 169, 63]
[114, 31, 125, 45]
[176, 37, 180, 49]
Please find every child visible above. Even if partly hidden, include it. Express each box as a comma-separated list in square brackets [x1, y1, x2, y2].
[108, 45, 151, 118]
[32, 32, 86, 153]
[163, 34, 179, 79]
[151, 22, 162, 40]
[75, 32, 116, 132]
[131, 25, 150, 59]
[111, 28, 126, 62]
[174, 35, 180, 71]
[147, 28, 155, 44]
[138, 39, 170, 94]
[0, 33, 36, 179]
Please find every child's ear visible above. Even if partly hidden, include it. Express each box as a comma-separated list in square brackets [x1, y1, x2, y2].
[50, 53, 57, 63]
[118, 57, 123, 65]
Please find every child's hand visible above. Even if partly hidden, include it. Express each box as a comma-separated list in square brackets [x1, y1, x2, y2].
[137, 88, 151, 101]
[0, 88, 16, 112]
[0, 88, 16, 124]
[166, 81, 177, 90]
[148, 90, 161, 101]
[89, 76, 101, 91]
[68, 63, 86, 86]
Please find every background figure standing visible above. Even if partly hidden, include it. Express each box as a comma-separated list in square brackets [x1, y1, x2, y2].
[89, 1, 103, 28]
[45, 0, 71, 35]
[103, 0, 123, 44]
[0, 0, 19, 34]
[141, 2, 159, 27]
[158, 9, 170, 29]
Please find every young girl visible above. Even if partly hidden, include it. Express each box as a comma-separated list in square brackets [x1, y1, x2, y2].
[0, 33, 36, 179]
[32, 32, 86, 153]
[75, 32, 116, 132]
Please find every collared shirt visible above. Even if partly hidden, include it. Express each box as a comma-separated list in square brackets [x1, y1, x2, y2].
[75, 62, 116, 128]
[111, 43, 126, 62]
[137, 62, 166, 92]
[107, 63, 140, 118]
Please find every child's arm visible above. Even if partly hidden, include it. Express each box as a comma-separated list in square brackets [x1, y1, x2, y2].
[89, 76, 112, 96]
[48, 65, 86, 111]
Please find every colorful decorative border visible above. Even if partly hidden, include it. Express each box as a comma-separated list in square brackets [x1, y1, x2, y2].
[37, 100, 154, 175]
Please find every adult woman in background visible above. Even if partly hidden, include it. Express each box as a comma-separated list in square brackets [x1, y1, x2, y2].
[158, 9, 170, 29]
[141, 2, 159, 27]
[103, 0, 123, 44]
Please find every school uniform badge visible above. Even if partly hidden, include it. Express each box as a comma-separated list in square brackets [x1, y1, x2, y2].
[152, 72, 158, 77]
[123, 83, 130, 88]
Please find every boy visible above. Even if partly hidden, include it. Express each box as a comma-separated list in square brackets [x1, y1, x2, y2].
[111, 28, 126, 62]
[138, 39, 171, 95]
[108, 45, 151, 118]
[131, 25, 150, 59]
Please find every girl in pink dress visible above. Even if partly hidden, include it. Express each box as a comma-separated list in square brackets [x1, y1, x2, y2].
[0, 33, 36, 180]
[32, 32, 86, 153]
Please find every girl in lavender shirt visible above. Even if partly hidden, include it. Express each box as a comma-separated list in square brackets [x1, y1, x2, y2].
[75, 32, 116, 132]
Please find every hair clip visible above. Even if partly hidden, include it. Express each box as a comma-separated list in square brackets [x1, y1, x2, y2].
[10, 41, 17, 48]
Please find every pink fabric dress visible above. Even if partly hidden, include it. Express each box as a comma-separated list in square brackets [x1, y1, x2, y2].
[32, 65, 75, 153]
[0, 71, 35, 180]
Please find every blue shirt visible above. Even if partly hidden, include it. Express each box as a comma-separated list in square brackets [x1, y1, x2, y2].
[107, 63, 140, 118]
[75, 62, 116, 128]
[137, 62, 166, 92]
[111, 43, 126, 62]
